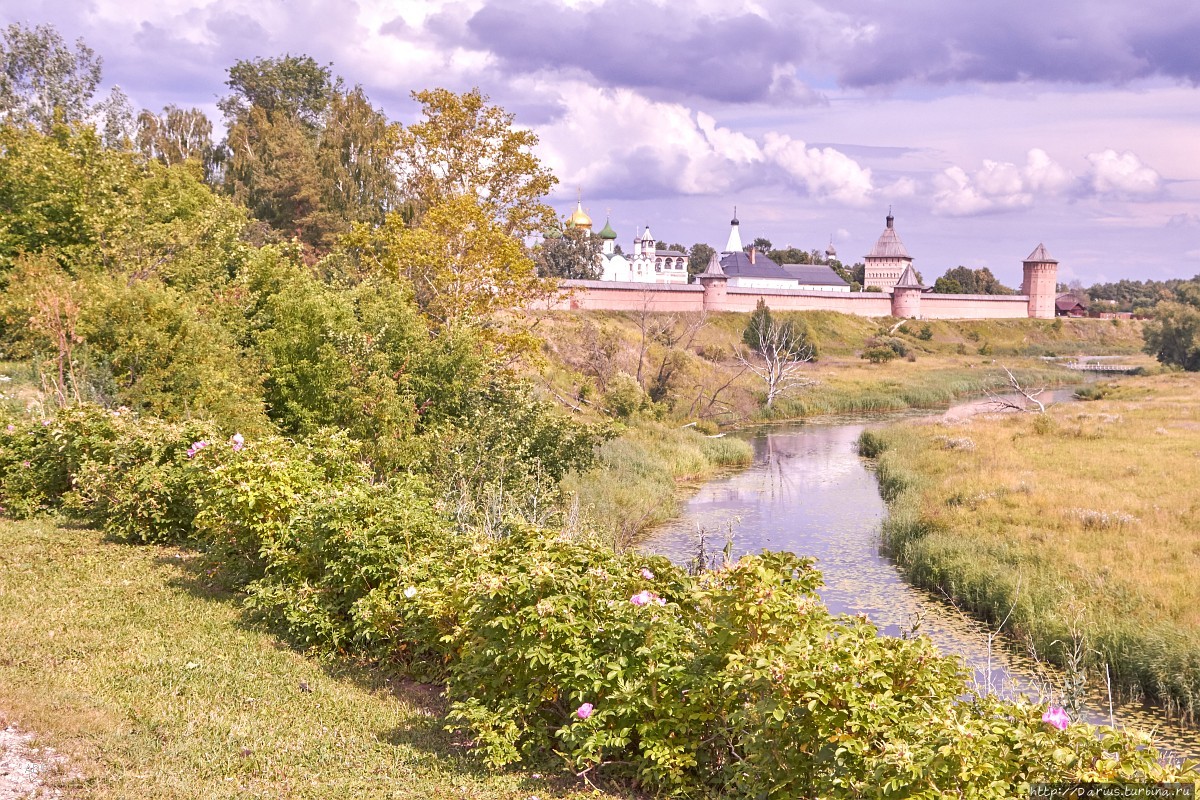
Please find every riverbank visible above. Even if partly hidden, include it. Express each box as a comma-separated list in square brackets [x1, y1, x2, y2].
[544, 312, 1153, 546]
[859, 372, 1200, 722]
[0, 516, 616, 800]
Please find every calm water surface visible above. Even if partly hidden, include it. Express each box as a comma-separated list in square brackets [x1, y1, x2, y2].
[639, 395, 1200, 760]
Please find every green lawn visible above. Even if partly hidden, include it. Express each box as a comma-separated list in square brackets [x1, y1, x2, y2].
[0, 517, 623, 799]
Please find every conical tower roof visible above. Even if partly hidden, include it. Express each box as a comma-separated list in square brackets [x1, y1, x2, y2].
[698, 252, 726, 278]
[867, 211, 910, 259]
[894, 264, 923, 290]
[724, 208, 743, 253]
[1024, 243, 1057, 263]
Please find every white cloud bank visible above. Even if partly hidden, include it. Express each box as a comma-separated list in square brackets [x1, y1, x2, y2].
[933, 147, 1161, 216]
[535, 84, 874, 205]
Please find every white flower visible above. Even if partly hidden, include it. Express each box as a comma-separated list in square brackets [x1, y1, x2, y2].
[403, 586, 417, 599]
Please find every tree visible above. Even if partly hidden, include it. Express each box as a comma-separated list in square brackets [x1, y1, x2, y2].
[0, 23, 102, 131]
[342, 195, 553, 355]
[1143, 282, 1200, 371]
[739, 299, 816, 409]
[136, 105, 221, 183]
[218, 55, 335, 129]
[749, 236, 772, 252]
[396, 88, 557, 240]
[687, 243, 716, 277]
[316, 86, 402, 228]
[535, 225, 601, 279]
[932, 266, 1014, 295]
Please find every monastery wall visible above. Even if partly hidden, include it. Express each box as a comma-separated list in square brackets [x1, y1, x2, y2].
[549, 280, 704, 312]
[918, 294, 1030, 320]
[547, 281, 1044, 320]
[721, 287, 894, 315]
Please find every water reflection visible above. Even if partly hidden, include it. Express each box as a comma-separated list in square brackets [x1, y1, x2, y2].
[639, 401, 1200, 760]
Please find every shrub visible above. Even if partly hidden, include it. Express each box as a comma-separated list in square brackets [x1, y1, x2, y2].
[917, 323, 934, 341]
[605, 371, 647, 418]
[862, 346, 898, 364]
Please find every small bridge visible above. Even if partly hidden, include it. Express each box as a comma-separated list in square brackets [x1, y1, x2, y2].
[1063, 361, 1140, 373]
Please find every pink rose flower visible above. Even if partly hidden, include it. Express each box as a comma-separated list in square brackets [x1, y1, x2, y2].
[1042, 706, 1070, 731]
[576, 702, 593, 720]
[186, 440, 210, 458]
[630, 590, 665, 607]
[230, 433, 245, 451]
[640, 568, 655, 580]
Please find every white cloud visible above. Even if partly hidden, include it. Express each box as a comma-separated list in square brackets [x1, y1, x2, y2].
[884, 176, 917, 198]
[1086, 149, 1161, 196]
[534, 83, 873, 204]
[932, 148, 1077, 216]
[761, 133, 874, 206]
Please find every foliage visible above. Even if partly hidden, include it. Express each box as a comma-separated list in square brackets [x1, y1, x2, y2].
[535, 224, 601, 279]
[396, 88, 557, 239]
[1088, 274, 1199, 313]
[1142, 282, 1200, 370]
[135, 104, 221, 183]
[220, 56, 399, 253]
[0, 22, 102, 131]
[862, 345, 898, 364]
[343, 194, 552, 354]
[687, 242, 716, 277]
[932, 266, 1015, 295]
[219, 55, 336, 129]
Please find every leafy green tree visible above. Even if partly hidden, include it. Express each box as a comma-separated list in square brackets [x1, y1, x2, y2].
[932, 266, 1014, 295]
[316, 86, 402, 228]
[535, 225, 601, 279]
[0, 23, 102, 131]
[136, 105, 221, 183]
[1143, 282, 1200, 371]
[687, 242, 715, 277]
[749, 236, 772, 252]
[342, 195, 553, 355]
[396, 88, 557, 240]
[0, 123, 135, 272]
[218, 55, 335, 129]
[220, 57, 400, 253]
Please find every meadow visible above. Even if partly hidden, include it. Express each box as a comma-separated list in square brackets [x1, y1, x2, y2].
[0, 517, 612, 800]
[861, 372, 1200, 719]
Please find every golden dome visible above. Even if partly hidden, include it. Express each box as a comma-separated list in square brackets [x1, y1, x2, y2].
[568, 199, 592, 229]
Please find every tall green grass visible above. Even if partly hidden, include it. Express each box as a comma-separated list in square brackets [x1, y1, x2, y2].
[563, 419, 752, 549]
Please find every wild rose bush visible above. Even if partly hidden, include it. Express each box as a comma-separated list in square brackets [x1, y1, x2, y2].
[0, 406, 1193, 796]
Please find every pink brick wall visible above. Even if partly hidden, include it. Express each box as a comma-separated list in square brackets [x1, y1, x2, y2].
[919, 294, 1030, 319]
[544, 280, 1037, 320]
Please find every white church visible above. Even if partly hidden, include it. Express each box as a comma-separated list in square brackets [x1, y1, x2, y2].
[557, 197, 850, 292]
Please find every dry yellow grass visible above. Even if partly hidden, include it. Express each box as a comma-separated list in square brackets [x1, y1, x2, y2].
[868, 372, 1200, 717]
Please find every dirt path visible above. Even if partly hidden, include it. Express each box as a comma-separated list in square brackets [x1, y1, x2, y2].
[0, 722, 68, 799]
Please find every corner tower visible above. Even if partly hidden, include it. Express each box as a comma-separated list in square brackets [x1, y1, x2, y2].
[1022, 243, 1058, 319]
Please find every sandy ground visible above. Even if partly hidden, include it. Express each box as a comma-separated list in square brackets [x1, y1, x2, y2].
[0, 723, 68, 799]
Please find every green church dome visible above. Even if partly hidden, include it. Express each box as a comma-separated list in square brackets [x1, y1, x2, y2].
[597, 217, 618, 240]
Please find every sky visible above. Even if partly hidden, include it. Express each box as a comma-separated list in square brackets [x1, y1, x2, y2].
[7, 0, 1200, 288]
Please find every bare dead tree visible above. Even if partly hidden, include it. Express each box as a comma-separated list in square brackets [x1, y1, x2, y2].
[985, 365, 1048, 413]
[736, 317, 815, 409]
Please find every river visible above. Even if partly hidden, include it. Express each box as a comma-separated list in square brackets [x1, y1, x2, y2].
[638, 394, 1200, 761]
